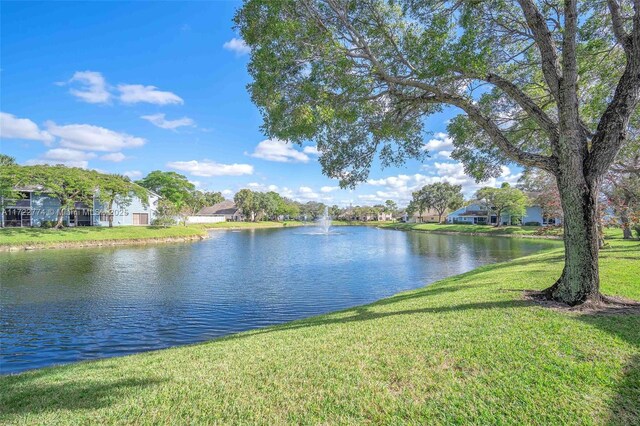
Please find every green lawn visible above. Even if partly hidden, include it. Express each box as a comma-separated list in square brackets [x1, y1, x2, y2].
[1, 238, 638, 424]
[0, 221, 305, 248]
[384, 222, 564, 237]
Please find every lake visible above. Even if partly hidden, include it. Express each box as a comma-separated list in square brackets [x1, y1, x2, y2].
[0, 226, 555, 374]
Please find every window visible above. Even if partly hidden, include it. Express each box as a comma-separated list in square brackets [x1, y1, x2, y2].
[100, 213, 114, 222]
[132, 213, 149, 225]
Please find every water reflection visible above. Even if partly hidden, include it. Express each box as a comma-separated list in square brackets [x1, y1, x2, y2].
[0, 227, 556, 374]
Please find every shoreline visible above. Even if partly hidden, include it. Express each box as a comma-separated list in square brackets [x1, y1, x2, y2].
[0, 234, 208, 252]
[384, 226, 564, 240]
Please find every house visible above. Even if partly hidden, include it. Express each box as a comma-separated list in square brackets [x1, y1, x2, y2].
[1, 187, 159, 227]
[195, 200, 244, 222]
[338, 208, 391, 222]
[408, 208, 445, 223]
[446, 203, 561, 226]
[377, 212, 394, 221]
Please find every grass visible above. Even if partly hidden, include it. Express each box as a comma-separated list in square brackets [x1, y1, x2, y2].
[1, 236, 638, 424]
[384, 222, 564, 237]
[0, 221, 305, 248]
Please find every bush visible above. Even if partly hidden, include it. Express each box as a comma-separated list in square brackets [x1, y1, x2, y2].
[152, 217, 176, 227]
[40, 220, 55, 229]
[634, 224, 640, 240]
[524, 221, 541, 226]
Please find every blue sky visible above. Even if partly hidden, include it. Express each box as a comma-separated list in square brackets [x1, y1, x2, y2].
[0, 1, 520, 206]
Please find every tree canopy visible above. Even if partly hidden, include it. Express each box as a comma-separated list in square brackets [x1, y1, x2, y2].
[476, 183, 528, 226]
[237, 0, 640, 305]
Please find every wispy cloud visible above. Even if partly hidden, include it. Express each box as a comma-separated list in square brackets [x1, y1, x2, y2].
[141, 113, 195, 130]
[100, 152, 127, 162]
[167, 160, 254, 177]
[118, 84, 184, 105]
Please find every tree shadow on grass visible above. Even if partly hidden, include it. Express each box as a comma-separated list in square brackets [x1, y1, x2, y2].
[576, 314, 640, 425]
[221, 299, 535, 344]
[0, 367, 165, 416]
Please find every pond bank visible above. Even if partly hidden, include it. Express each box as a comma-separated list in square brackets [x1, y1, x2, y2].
[1, 237, 638, 424]
[381, 222, 564, 239]
[0, 221, 304, 251]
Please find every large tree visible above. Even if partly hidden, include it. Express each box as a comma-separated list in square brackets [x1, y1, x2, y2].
[96, 174, 149, 228]
[9, 165, 98, 228]
[237, 0, 640, 306]
[234, 189, 259, 221]
[414, 182, 464, 223]
[476, 183, 529, 226]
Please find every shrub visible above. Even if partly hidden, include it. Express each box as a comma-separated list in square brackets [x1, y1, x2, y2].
[524, 221, 541, 226]
[40, 220, 55, 229]
[634, 224, 640, 240]
[152, 217, 176, 227]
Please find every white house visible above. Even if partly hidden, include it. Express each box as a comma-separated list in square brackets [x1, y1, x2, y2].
[194, 200, 244, 222]
[1, 187, 160, 227]
[446, 203, 561, 226]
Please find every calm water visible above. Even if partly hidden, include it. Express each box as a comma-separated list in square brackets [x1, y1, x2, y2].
[0, 227, 554, 374]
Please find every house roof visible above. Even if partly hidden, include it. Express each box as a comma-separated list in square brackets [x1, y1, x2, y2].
[196, 200, 239, 216]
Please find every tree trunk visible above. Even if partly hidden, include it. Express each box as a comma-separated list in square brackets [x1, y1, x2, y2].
[544, 177, 601, 305]
[55, 205, 65, 229]
[620, 210, 632, 239]
[108, 199, 114, 228]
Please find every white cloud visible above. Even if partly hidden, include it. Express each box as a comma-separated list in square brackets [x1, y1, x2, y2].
[320, 186, 339, 193]
[45, 121, 146, 152]
[26, 148, 96, 168]
[303, 145, 320, 155]
[0, 112, 53, 143]
[424, 132, 454, 151]
[123, 170, 143, 179]
[436, 150, 452, 159]
[100, 152, 127, 162]
[118, 84, 184, 105]
[141, 113, 195, 130]
[43, 148, 96, 162]
[247, 182, 280, 192]
[67, 71, 111, 104]
[363, 161, 525, 204]
[167, 160, 254, 177]
[223, 38, 250, 56]
[250, 139, 309, 163]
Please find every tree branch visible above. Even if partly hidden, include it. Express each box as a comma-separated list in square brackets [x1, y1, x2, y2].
[586, 1, 640, 179]
[516, 0, 562, 100]
[608, 0, 632, 52]
[462, 71, 559, 142]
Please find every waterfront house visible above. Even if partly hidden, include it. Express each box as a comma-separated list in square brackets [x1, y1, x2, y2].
[194, 200, 244, 222]
[407, 208, 446, 223]
[1, 187, 159, 227]
[446, 203, 561, 226]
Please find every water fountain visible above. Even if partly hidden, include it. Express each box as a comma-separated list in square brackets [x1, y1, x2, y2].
[317, 206, 331, 234]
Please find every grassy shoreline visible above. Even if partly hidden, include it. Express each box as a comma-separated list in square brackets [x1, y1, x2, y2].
[382, 222, 564, 238]
[0, 221, 305, 251]
[1, 236, 638, 423]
